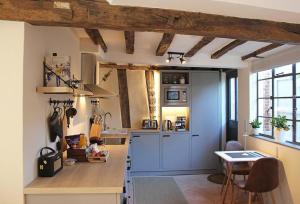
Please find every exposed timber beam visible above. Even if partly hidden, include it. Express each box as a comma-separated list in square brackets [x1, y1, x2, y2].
[156, 33, 175, 56]
[241, 43, 284, 60]
[211, 40, 247, 59]
[0, 1, 300, 44]
[85, 28, 107, 52]
[124, 31, 135, 54]
[100, 63, 151, 70]
[117, 69, 131, 128]
[185, 37, 215, 57]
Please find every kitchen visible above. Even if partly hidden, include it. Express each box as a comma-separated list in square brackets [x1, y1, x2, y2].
[1, 1, 300, 204]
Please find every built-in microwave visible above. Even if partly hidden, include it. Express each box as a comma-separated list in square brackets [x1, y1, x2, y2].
[164, 86, 189, 106]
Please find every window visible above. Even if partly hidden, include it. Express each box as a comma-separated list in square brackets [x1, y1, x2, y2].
[229, 78, 237, 120]
[256, 63, 300, 144]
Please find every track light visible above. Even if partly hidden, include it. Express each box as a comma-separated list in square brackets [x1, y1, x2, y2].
[180, 57, 186, 64]
[166, 52, 187, 64]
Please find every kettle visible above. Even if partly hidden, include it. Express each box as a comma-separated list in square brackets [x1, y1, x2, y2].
[163, 120, 172, 131]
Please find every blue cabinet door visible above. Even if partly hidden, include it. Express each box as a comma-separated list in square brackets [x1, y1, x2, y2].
[131, 134, 160, 171]
[161, 133, 190, 170]
[191, 71, 220, 170]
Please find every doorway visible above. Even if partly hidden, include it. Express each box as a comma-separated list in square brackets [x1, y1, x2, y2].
[226, 70, 238, 141]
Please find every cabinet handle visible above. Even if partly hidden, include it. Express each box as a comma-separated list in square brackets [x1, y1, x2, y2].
[163, 135, 171, 137]
[192, 134, 200, 137]
[133, 135, 141, 138]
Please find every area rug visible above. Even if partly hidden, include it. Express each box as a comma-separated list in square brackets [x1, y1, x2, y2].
[133, 177, 188, 204]
[207, 173, 227, 185]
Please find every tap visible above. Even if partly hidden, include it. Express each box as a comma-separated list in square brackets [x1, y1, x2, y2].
[103, 112, 112, 131]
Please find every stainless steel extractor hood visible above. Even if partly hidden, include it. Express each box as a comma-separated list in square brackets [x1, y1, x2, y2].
[81, 53, 115, 98]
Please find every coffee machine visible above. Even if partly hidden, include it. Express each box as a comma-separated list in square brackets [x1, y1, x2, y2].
[175, 116, 187, 131]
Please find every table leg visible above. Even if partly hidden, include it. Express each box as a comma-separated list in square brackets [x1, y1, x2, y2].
[222, 162, 233, 204]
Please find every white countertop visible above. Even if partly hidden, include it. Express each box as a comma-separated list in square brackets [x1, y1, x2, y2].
[24, 135, 129, 195]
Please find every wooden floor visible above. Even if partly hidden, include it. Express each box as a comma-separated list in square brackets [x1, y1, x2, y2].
[173, 174, 263, 204]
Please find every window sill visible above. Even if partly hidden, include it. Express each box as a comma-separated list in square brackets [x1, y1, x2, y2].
[248, 134, 300, 151]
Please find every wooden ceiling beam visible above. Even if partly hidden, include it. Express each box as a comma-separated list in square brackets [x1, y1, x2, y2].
[211, 40, 247, 59]
[85, 28, 107, 53]
[100, 63, 151, 70]
[156, 33, 175, 56]
[185, 37, 215, 57]
[241, 43, 284, 60]
[124, 31, 135, 54]
[1, 1, 300, 44]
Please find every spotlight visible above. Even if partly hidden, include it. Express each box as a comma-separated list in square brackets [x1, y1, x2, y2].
[166, 53, 173, 63]
[180, 57, 186, 64]
[166, 52, 187, 64]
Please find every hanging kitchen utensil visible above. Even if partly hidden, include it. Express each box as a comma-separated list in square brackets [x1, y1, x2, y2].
[48, 106, 63, 142]
[66, 104, 77, 128]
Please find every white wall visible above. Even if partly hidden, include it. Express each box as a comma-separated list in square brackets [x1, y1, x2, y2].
[98, 68, 149, 129]
[0, 20, 25, 204]
[238, 47, 300, 204]
[22, 24, 91, 188]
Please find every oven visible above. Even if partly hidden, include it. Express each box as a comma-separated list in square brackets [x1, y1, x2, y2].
[164, 86, 189, 106]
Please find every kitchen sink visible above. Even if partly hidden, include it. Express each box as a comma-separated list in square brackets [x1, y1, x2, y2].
[103, 138, 126, 145]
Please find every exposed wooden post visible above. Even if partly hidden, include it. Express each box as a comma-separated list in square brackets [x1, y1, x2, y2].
[156, 33, 175, 56]
[85, 28, 108, 53]
[241, 43, 283, 60]
[124, 31, 135, 54]
[117, 69, 131, 128]
[185, 37, 215, 57]
[211, 40, 247, 59]
[145, 71, 155, 120]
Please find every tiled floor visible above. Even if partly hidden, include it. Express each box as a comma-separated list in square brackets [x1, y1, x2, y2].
[174, 174, 263, 204]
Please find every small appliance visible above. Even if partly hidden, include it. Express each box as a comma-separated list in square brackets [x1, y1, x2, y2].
[175, 116, 187, 131]
[163, 120, 172, 131]
[142, 119, 158, 129]
[164, 86, 189, 106]
[38, 147, 63, 177]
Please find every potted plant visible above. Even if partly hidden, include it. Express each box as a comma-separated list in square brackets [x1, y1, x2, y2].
[250, 119, 262, 135]
[271, 115, 290, 142]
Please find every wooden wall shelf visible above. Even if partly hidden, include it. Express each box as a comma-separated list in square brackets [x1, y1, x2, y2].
[36, 87, 93, 97]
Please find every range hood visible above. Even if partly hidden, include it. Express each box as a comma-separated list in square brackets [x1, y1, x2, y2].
[81, 53, 115, 98]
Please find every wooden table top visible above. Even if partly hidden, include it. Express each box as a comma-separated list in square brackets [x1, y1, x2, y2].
[215, 150, 271, 162]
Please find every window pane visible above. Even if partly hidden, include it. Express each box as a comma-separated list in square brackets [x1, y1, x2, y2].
[274, 99, 293, 120]
[230, 78, 236, 120]
[258, 70, 272, 80]
[283, 121, 293, 142]
[296, 62, 300, 73]
[258, 79, 272, 98]
[296, 122, 300, 142]
[297, 99, 300, 120]
[274, 65, 293, 76]
[296, 75, 300, 96]
[274, 76, 293, 97]
[258, 117, 272, 136]
[258, 99, 272, 117]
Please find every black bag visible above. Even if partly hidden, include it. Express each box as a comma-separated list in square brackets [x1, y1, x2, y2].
[38, 147, 63, 177]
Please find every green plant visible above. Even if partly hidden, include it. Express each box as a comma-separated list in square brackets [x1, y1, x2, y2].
[250, 119, 262, 129]
[271, 115, 290, 131]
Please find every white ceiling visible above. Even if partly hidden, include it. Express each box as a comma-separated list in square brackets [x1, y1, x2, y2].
[75, 1, 300, 68]
[73, 28, 295, 69]
[108, 0, 300, 23]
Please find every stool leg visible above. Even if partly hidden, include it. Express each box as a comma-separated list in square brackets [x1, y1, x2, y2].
[271, 192, 276, 204]
[231, 185, 236, 204]
[248, 192, 252, 204]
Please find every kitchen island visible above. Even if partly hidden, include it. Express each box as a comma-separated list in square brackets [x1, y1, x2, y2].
[24, 134, 129, 204]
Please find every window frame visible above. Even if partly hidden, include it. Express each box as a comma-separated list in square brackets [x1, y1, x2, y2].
[256, 63, 300, 145]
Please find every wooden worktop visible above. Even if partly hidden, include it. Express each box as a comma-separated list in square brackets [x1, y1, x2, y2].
[24, 136, 129, 195]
